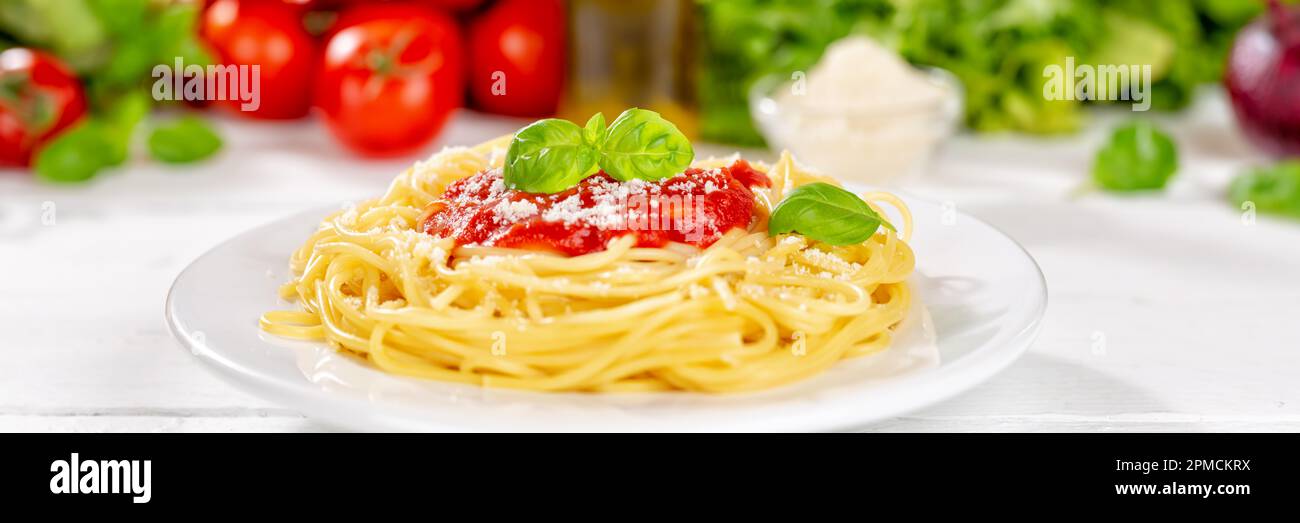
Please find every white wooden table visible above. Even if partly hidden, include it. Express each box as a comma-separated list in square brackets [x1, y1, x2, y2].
[3, 91, 1298, 432]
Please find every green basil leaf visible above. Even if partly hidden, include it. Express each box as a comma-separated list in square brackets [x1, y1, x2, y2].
[1092, 121, 1178, 191]
[599, 108, 693, 182]
[34, 121, 114, 183]
[100, 91, 150, 166]
[583, 112, 606, 148]
[504, 118, 599, 193]
[581, 113, 605, 177]
[768, 182, 895, 245]
[148, 116, 222, 164]
[87, 0, 150, 37]
[150, 1, 212, 67]
[1229, 162, 1300, 220]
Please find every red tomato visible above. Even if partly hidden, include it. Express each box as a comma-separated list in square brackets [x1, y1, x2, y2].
[201, 0, 317, 119]
[0, 49, 87, 167]
[316, 4, 463, 156]
[327, 1, 448, 36]
[468, 0, 565, 117]
[424, 0, 485, 11]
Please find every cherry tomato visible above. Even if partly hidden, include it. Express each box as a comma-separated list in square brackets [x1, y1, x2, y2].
[468, 0, 565, 117]
[316, 3, 464, 156]
[201, 0, 317, 119]
[0, 49, 88, 167]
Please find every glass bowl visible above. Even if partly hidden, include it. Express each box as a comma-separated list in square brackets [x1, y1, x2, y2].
[749, 66, 963, 186]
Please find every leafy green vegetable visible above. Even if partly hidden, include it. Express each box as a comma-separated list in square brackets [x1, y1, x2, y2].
[890, 0, 1103, 134]
[1089, 9, 1175, 85]
[694, 0, 1264, 143]
[34, 121, 115, 183]
[504, 118, 601, 193]
[1091, 121, 1179, 191]
[583, 112, 606, 149]
[148, 116, 223, 164]
[1229, 162, 1300, 220]
[1, 0, 221, 182]
[0, 0, 105, 66]
[768, 182, 894, 245]
[32, 91, 154, 182]
[0, 0, 210, 88]
[99, 91, 150, 166]
[504, 109, 694, 193]
[599, 108, 694, 183]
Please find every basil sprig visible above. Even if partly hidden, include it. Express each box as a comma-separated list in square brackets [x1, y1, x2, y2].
[504, 108, 693, 193]
[768, 183, 895, 245]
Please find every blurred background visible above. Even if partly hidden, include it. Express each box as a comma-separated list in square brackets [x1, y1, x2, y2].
[0, 0, 1295, 207]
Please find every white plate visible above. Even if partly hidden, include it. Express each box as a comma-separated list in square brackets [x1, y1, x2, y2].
[166, 193, 1046, 432]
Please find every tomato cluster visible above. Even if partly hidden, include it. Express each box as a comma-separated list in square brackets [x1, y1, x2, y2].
[199, 0, 566, 157]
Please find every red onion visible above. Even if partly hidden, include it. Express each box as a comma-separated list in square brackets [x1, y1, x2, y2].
[1225, 0, 1300, 157]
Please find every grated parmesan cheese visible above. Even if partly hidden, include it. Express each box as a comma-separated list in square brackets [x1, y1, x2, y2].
[492, 199, 539, 223]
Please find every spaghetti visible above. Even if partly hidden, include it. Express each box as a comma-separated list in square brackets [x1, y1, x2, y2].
[261, 136, 915, 393]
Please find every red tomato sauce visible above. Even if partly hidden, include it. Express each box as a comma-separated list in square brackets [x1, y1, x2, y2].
[421, 160, 771, 256]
